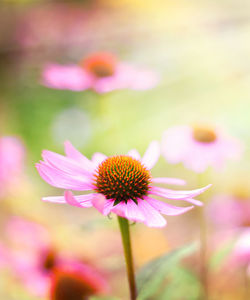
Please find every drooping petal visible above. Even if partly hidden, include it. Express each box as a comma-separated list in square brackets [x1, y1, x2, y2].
[36, 162, 94, 191]
[64, 141, 94, 172]
[127, 149, 141, 160]
[137, 199, 166, 227]
[149, 184, 211, 200]
[141, 141, 160, 169]
[152, 177, 186, 186]
[184, 198, 203, 206]
[42, 150, 91, 177]
[42, 196, 66, 203]
[64, 191, 83, 207]
[92, 195, 114, 216]
[112, 200, 145, 222]
[144, 197, 194, 216]
[42, 193, 94, 207]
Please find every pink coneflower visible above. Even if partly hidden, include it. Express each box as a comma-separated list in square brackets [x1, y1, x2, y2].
[162, 125, 243, 173]
[36, 141, 211, 228]
[5, 217, 56, 296]
[0, 136, 25, 197]
[50, 262, 108, 300]
[42, 52, 159, 93]
[4, 217, 108, 297]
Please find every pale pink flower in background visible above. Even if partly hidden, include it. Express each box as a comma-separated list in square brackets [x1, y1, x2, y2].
[42, 52, 159, 93]
[36, 140, 211, 228]
[161, 125, 243, 173]
[229, 229, 250, 275]
[0, 136, 25, 197]
[5, 217, 54, 296]
[207, 194, 250, 229]
[3, 217, 108, 297]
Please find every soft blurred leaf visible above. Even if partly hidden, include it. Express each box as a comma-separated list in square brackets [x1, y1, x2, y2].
[136, 243, 198, 300]
[209, 237, 237, 271]
[157, 266, 200, 300]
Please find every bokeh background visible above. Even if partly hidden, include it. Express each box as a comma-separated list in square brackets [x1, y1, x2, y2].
[0, 0, 250, 299]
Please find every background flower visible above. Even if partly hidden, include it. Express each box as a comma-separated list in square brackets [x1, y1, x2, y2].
[161, 125, 243, 173]
[42, 52, 159, 93]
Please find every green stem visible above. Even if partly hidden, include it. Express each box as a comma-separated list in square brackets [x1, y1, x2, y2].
[198, 173, 209, 300]
[118, 216, 137, 300]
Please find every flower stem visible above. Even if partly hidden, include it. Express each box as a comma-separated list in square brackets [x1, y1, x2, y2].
[118, 216, 137, 300]
[198, 173, 209, 300]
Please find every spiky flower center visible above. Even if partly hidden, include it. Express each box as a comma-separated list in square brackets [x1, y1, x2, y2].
[193, 127, 217, 143]
[94, 155, 151, 205]
[51, 271, 95, 300]
[81, 53, 117, 78]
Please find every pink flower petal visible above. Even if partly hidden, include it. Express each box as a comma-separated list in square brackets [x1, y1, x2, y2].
[127, 149, 141, 160]
[137, 199, 166, 227]
[42, 64, 92, 91]
[92, 63, 159, 93]
[91, 195, 114, 216]
[112, 200, 145, 222]
[42, 150, 91, 177]
[152, 177, 186, 186]
[64, 191, 82, 208]
[91, 152, 107, 167]
[36, 162, 93, 191]
[64, 141, 94, 172]
[149, 184, 211, 200]
[185, 198, 203, 206]
[141, 141, 160, 169]
[145, 197, 194, 216]
[43, 193, 94, 208]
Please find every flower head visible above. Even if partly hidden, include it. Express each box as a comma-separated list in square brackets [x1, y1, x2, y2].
[42, 52, 159, 93]
[162, 125, 243, 173]
[2, 217, 108, 297]
[36, 141, 211, 228]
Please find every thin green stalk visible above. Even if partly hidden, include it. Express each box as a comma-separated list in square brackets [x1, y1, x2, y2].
[198, 173, 209, 300]
[118, 216, 137, 300]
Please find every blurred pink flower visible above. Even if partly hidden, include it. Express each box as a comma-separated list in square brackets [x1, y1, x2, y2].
[3, 217, 108, 297]
[207, 194, 250, 229]
[162, 125, 243, 173]
[36, 140, 211, 228]
[0, 136, 25, 197]
[50, 262, 109, 300]
[229, 229, 250, 275]
[42, 52, 159, 93]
